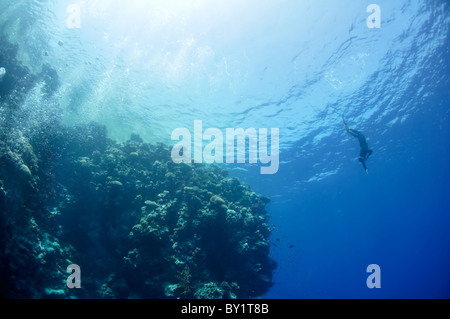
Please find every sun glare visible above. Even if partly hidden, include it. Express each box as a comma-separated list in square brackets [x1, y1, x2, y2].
[131, 0, 207, 16]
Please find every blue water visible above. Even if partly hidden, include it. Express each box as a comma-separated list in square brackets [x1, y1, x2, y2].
[1, 0, 449, 298]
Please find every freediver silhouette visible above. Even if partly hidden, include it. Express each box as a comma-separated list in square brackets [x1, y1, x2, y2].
[343, 119, 373, 174]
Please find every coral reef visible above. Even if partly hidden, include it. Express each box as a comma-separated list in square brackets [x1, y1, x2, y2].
[0, 122, 276, 299]
[0, 36, 275, 299]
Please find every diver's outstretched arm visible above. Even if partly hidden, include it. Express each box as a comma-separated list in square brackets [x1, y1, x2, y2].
[343, 118, 350, 131]
[343, 119, 360, 137]
[347, 129, 360, 138]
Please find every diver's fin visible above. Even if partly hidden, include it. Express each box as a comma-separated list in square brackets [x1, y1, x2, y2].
[365, 169, 369, 175]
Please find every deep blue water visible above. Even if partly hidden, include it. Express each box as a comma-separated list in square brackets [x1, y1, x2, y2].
[1, 0, 449, 298]
[261, 87, 450, 298]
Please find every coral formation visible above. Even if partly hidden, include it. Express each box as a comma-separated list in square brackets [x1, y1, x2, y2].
[0, 123, 276, 298]
[0, 36, 60, 108]
[0, 36, 276, 299]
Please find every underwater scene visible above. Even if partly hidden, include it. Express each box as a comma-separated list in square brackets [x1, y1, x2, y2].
[0, 0, 449, 299]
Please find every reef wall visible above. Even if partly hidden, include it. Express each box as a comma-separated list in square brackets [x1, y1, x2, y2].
[0, 123, 276, 299]
[0, 37, 276, 299]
